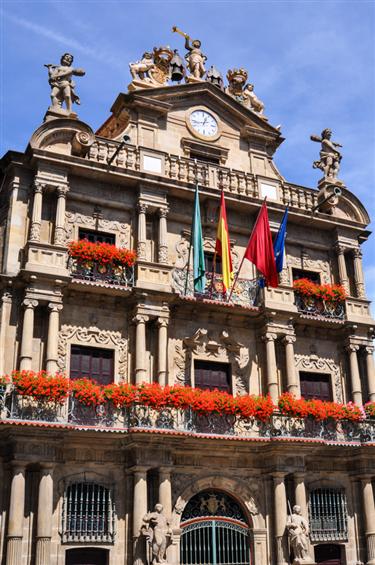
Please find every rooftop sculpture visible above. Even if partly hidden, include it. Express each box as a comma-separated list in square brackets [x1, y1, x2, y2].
[45, 53, 85, 116]
[129, 47, 174, 91]
[172, 26, 207, 82]
[226, 68, 265, 116]
[311, 128, 342, 180]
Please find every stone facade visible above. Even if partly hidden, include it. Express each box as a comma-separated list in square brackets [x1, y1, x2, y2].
[0, 72, 374, 565]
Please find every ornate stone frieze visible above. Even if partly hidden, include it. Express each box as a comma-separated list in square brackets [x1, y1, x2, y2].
[64, 211, 130, 247]
[57, 325, 128, 378]
[295, 354, 343, 403]
[287, 251, 331, 284]
[173, 328, 249, 393]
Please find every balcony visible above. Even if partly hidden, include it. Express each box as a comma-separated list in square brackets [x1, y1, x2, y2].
[2, 391, 375, 445]
[172, 269, 259, 309]
[69, 257, 134, 289]
[294, 293, 345, 320]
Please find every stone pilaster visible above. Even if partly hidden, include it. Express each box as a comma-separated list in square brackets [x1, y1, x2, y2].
[54, 185, 69, 245]
[334, 242, 349, 294]
[133, 314, 149, 384]
[46, 303, 63, 373]
[360, 476, 375, 565]
[158, 207, 169, 264]
[157, 318, 168, 386]
[365, 345, 375, 402]
[273, 472, 288, 565]
[6, 463, 26, 565]
[29, 181, 44, 243]
[35, 464, 54, 565]
[283, 335, 299, 397]
[137, 202, 148, 260]
[133, 467, 148, 565]
[0, 290, 12, 376]
[345, 342, 363, 406]
[353, 248, 366, 298]
[158, 467, 172, 518]
[19, 298, 38, 370]
[263, 332, 279, 402]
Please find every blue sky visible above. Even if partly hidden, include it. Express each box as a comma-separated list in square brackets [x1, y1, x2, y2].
[1, 0, 374, 297]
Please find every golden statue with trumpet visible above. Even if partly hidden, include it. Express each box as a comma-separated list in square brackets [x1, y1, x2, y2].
[172, 26, 207, 81]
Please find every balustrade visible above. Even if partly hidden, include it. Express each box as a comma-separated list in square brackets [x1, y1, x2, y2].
[68, 257, 134, 288]
[294, 292, 345, 319]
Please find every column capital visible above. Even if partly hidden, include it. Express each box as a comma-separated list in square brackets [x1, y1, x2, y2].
[282, 335, 296, 345]
[56, 184, 69, 197]
[47, 303, 63, 313]
[10, 460, 27, 473]
[158, 207, 169, 219]
[262, 332, 277, 343]
[33, 181, 45, 194]
[159, 466, 172, 475]
[2, 290, 13, 304]
[23, 298, 38, 309]
[156, 317, 169, 328]
[132, 314, 149, 325]
[365, 345, 375, 355]
[137, 202, 148, 214]
[334, 242, 346, 254]
[272, 471, 286, 483]
[352, 247, 363, 259]
[39, 462, 56, 472]
[345, 343, 359, 353]
[131, 465, 150, 476]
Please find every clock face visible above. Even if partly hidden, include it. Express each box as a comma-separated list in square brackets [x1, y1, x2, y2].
[189, 110, 218, 137]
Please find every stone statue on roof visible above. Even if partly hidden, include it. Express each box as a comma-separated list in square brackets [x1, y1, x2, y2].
[129, 47, 173, 91]
[226, 68, 265, 116]
[45, 53, 85, 116]
[311, 129, 343, 180]
[172, 26, 207, 82]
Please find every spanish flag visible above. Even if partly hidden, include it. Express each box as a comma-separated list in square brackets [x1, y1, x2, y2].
[215, 191, 233, 292]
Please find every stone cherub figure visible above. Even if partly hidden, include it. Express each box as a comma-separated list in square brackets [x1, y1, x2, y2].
[242, 83, 265, 114]
[45, 53, 85, 115]
[172, 26, 207, 81]
[310, 128, 343, 180]
[226, 68, 265, 116]
[141, 503, 172, 564]
[129, 52, 155, 82]
[286, 505, 311, 564]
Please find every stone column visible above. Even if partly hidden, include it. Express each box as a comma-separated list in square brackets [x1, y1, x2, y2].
[346, 343, 363, 406]
[133, 467, 148, 538]
[158, 208, 169, 264]
[19, 298, 38, 370]
[365, 346, 375, 402]
[29, 182, 44, 243]
[46, 303, 63, 374]
[353, 248, 366, 298]
[134, 314, 149, 384]
[273, 472, 288, 565]
[360, 476, 375, 565]
[263, 333, 279, 402]
[334, 243, 349, 294]
[283, 335, 299, 397]
[6, 462, 26, 565]
[0, 291, 12, 376]
[35, 464, 54, 565]
[53, 185, 68, 246]
[158, 467, 172, 518]
[157, 318, 168, 387]
[294, 472, 316, 563]
[137, 203, 148, 261]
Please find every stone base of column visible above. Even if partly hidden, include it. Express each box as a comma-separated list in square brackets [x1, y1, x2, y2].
[366, 532, 375, 565]
[5, 536, 22, 565]
[292, 558, 316, 565]
[35, 536, 51, 565]
[275, 536, 288, 565]
[133, 535, 147, 565]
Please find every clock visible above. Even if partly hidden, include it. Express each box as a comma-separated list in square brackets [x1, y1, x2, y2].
[189, 110, 218, 138]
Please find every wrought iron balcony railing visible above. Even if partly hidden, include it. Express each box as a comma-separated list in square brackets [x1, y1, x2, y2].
[2, 392, 375, 445]
[172, 268, 259, 307]
[295, 293, 345, 320]
[69, 258, 134, 288]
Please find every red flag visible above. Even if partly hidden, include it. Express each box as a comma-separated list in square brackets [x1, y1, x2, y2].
[244, 201, 278, 287]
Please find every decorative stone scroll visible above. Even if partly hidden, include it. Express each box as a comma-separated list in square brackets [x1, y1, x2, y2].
[64, 211, 130, 247]
[295, 354, 343, 403]
[173, 328, 249, 393]
[57, 325, 128, 378]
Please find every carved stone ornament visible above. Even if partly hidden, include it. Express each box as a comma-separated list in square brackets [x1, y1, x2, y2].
[173, 328, 249, 393]
[64, 211, 130, 247]
[71, 131, 95, 157]
[287, 251, 331, 284]
[129, 46, 173, 91]
[295, 354, 343, 403]
[45, 52, 85, 117]
[226, 68, 265, 115]
[311, 128, 343, 181]
[57, 325, 128, 378]
[141, 504, 172, 565]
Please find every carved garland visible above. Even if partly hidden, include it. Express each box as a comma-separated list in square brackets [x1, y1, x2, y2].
[64, 211, 130, 247]
[173, 328, 250, 394]
[294, 354, 343, 403]
[57, 325, 128, 378]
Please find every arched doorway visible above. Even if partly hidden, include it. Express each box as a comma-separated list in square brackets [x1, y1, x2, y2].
[180, 490, 252, 565]
[65, 548, 109, 565]
[315, 544, 342, 564]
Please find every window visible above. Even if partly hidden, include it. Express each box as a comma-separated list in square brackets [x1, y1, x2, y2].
[62, 482, 115, 543]
[190, 152, 221, 165]
[292, 268, 320, 284]
[309, 488, 347, 541]
[70, 346, 114, 385]
[78, 229, 115, 245]
[300, 372, 332, 401]
[205, 252, 222, 274]
[194, 360, 231, 393]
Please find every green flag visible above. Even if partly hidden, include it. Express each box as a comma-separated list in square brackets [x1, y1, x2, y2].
[193, 184, 206, 292]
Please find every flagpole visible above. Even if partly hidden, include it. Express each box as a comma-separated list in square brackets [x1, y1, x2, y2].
[227, 198, 267, 303]
[184, 160, 199, 296]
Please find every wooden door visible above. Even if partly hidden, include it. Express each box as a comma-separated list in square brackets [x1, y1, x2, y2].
[315, 544, 341, 565]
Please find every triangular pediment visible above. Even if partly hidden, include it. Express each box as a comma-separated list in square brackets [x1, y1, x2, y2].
[96, 82, 283, 152]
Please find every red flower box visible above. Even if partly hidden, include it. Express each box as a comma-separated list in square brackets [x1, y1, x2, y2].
[68, 240, 136, 268]
[293, 279, 346, 302]
[11, 370, 69, 404]
[278, 392, 365, 422]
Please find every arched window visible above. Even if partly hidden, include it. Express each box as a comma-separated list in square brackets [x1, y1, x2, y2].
[308, 488, 347, 542]
[62, 482, 115, 543]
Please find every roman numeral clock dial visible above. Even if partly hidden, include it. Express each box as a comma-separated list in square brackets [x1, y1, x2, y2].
[189, 110, 218, 138]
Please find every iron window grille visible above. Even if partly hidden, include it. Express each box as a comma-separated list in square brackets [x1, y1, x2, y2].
[308, 488, 348, 542]
[62, 482, 115, 543]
